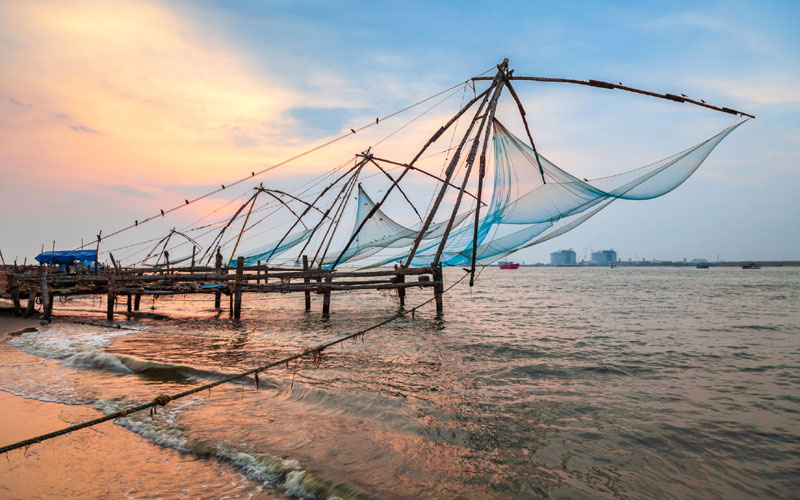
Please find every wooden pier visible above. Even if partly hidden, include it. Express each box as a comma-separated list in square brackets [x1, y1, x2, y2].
[0, 256, 442, 322]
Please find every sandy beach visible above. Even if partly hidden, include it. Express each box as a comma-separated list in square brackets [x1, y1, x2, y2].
[0, 313, 278, 499]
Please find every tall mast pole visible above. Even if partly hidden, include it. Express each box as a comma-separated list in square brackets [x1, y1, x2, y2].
[327, 83, 494, 271]
[228, 189, 260, 265]
[433, 63, 506, 266]
[403, 59, 507, 269]
[294, 159, 367, 264]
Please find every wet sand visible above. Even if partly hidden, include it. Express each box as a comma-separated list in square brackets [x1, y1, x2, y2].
[0, 312, 277, 499]
[0, 391, 278, 499]
[0, 311, 39, 339]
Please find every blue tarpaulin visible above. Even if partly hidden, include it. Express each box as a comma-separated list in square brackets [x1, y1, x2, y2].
[35, 250, 97, 265]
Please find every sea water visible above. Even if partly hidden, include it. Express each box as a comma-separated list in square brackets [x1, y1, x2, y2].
[1, 267, 798, 499]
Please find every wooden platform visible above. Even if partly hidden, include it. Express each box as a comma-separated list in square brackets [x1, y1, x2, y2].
[0, 256, 443, 321]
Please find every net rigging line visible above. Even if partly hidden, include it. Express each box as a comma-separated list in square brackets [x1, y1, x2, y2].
[119, 82, 470, 266]
[0, 269, 473, 456]
[71, 68, 496, 252]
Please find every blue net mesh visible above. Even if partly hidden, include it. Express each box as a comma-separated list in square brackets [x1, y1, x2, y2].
[240, 119, 744, 268]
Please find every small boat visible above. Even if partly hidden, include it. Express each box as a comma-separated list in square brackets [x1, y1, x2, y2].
[742, 263, 761, 269]
[498, 260, 519, 270]
[696, 263, 709, 269]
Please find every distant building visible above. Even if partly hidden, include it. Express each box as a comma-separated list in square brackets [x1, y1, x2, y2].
[551, 249, 577, 266]
[591, 249, 617, 265]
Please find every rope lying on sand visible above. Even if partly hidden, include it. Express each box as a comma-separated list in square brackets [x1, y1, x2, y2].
[0, 269, 473, 456]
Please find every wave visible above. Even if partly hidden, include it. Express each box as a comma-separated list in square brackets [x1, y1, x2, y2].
[95, 398, 369, 500]
[62, 350, 239, 384]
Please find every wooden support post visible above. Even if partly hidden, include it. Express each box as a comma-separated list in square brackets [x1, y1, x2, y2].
[127, 294, 132, 314]
[233, 256, 243, 320]
[191, 246, 196, 273]
[45, 293, 54, 319]
[106, 278, 115, 322]
[322, 273, 332, 316]
[214, 249, 222, 310]
[432, 263, 444, 315]
[302, 255, 311, 311]
[395, 264, 406, 308]
[8, 274, 21, 316]
[134, 293, 141, 311]
[24, 286, 37, 318]
[39, 267, 51, 322]
[256, 260, 261, 284]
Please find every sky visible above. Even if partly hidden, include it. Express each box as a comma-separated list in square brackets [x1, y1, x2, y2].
[0, 0, 798, 264]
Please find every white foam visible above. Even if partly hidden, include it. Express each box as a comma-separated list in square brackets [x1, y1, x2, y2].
[7, 323, 137, 360]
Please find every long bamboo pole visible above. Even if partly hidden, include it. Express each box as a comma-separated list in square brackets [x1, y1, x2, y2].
[328, 84, 495, 271]
[228, 190, 260, 265]
[294, 160, 367, 264]
[265, 160, 362, 264]
[433, 67, 506, 266]
[469, 77, 507, 285]
[367, 158, 422, 220]
[471, 75, 755, 118]
[314, 170, 361, 267]
[402, 62, 506, 269]
[365, 156, 486, 206]
[504, 78, 546, 184]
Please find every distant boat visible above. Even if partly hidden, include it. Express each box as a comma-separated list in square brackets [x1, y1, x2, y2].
[498, 261, 519, 270]
[742, 263, 761, 269]
[696, 263, 710, 269]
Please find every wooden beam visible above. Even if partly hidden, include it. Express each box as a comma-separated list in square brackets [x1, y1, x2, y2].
[471, 75, 755, 118]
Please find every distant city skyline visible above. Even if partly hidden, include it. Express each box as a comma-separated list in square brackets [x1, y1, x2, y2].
[1, 1, 798, 263]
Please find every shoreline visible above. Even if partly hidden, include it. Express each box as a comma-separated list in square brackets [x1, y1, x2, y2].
[0, 310, 39, 339]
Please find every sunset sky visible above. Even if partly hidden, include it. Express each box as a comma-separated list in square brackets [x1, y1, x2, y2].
[1, 0, 798, 263]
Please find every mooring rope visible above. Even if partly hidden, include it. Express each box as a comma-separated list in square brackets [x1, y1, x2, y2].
[0, 269, 471, 456]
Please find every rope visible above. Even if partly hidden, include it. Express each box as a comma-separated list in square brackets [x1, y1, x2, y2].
[72, 72, 495, 252]
[0, 269, 472, 456]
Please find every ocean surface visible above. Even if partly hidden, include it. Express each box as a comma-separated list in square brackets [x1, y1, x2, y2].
[1, 266, 798, 499]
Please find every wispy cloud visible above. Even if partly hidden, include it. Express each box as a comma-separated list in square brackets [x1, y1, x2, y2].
[8, 97, 32, 108]
[69, 124, 99, 134]
[107, 184, 155, 199]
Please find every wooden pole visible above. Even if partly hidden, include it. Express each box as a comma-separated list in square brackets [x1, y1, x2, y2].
[403, 78, 498, 269]
[395, 264, 406, 308]
[94, 231, 102, 274]
[8, 274, 21, 316]
[330, 83, 495, 271]
[256, 260, 261, 284]
[432, 74, 504, 266]
[470, 75, 506, 285]
[127, 294, 132, 315]
[322, 272, 332, 316]
[433, 263, 443, 315]
[106, 277, 115, 322]
[39, 267, 51, 322]
[504, 78, 546, 184]
[265, 161, 361, 264]
[191, 246, 196, 273]
[470, 75, 755, 118]
[302, 255, 311, 311]
[134, 293, 141, 311]
[214, 249, 222, 310]
[233, 257, 244, 320]
[315, 170, 360, 267]
[228, 190, 259, 266]
[296, 160, 367, 264]
[24, 285, 37, 318]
